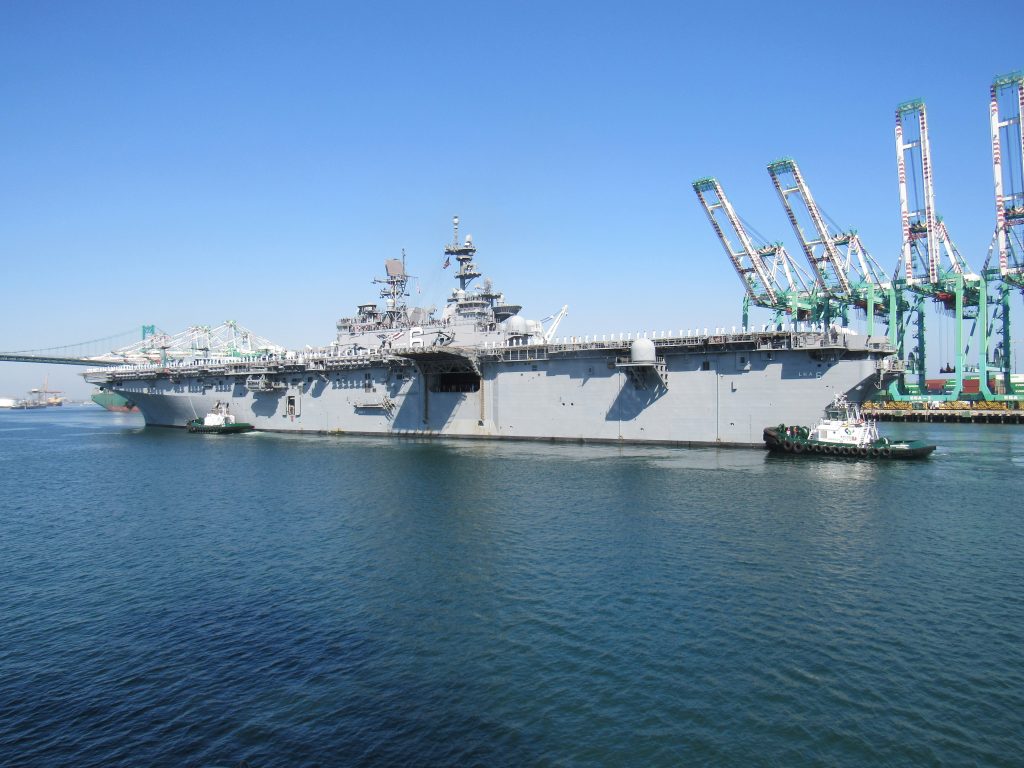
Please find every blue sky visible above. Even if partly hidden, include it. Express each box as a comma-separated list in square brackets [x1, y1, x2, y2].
[1, 1, 1019, 397]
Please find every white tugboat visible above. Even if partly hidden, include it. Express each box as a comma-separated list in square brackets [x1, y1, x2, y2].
[763, 394, 936, 459]
[186, 402, 254, 434]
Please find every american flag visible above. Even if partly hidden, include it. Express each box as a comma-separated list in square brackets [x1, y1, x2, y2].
[443, 256, 450, 269]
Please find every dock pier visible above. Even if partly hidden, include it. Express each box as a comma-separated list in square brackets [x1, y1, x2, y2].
[864, 406, 1024, 424]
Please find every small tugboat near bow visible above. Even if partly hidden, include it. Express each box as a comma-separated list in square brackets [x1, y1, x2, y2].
[763, 394, 935, 459]
[186, 402, 255, 434]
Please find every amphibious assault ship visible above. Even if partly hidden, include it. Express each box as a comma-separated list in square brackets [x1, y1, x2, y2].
[84, 217, 901, 446]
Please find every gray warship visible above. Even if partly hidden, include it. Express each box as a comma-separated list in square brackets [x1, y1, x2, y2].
[84, 217, 900, 446]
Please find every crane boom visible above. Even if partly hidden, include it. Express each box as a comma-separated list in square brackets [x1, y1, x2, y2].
[693, 177, 779, 306]
[768, 158, 890, 297]
[543, 305, 569, 343]
[767, 159, 852, 297]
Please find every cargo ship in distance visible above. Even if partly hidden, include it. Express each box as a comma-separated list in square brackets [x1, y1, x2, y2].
[84, 217, 901, 447]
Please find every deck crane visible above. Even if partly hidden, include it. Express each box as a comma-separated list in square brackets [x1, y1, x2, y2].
[893, 99, 981, 400]
[766, 158, 898, 338]
[693, 177, 817, 330]
[979, 70, 1024, 400]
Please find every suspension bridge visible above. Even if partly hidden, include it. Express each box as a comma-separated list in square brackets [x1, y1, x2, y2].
[0, 327, 158, 367]
[0, 323, 284, 367]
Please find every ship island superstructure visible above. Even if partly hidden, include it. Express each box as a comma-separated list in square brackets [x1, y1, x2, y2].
[84, 217, 901, 446]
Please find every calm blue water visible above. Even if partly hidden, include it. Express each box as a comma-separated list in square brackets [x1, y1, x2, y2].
[1, 408, 1022, 767]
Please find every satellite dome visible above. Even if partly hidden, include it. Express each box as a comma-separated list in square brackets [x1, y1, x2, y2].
[505, 316, 527, 335]
[631, 337, 656, 363]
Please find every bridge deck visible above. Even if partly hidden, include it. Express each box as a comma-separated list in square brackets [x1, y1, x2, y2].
[0, 354, 119, 367]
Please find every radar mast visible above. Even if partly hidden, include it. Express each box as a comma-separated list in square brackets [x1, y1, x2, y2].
[372, 249, 411, 328]
[446, 215, 480, 292]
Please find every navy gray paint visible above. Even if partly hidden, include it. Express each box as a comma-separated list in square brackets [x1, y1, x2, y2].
[85, 219, 897, 446]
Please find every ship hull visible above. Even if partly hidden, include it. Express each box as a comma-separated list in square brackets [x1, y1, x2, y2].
[98, 335, 891, 447]
[91, 390, 139, 413]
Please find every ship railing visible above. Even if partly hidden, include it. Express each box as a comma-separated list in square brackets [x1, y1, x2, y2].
[497, 347, 549, 362]
[865, 340, 898, 352]
[536, 327, 844, 355]
[673, 337, 708, 348]
[614, 355, 667, 368]
[789, 333, 825, 349]
[876, 358, 906, 373]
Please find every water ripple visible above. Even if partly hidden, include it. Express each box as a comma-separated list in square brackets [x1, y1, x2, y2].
[1, 412, 1022, 766]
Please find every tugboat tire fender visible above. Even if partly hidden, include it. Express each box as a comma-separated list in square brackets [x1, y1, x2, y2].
[793, 442, 804, 454]
[782, 439, 793, 451]
[881, 447, 892, 458]
[858, 447, 869, 457]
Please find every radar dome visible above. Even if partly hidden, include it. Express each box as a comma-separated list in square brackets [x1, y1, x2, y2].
[455, 289, 466, 300]
[631, 338, 656, 363]
[505, 316, 527, 335]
